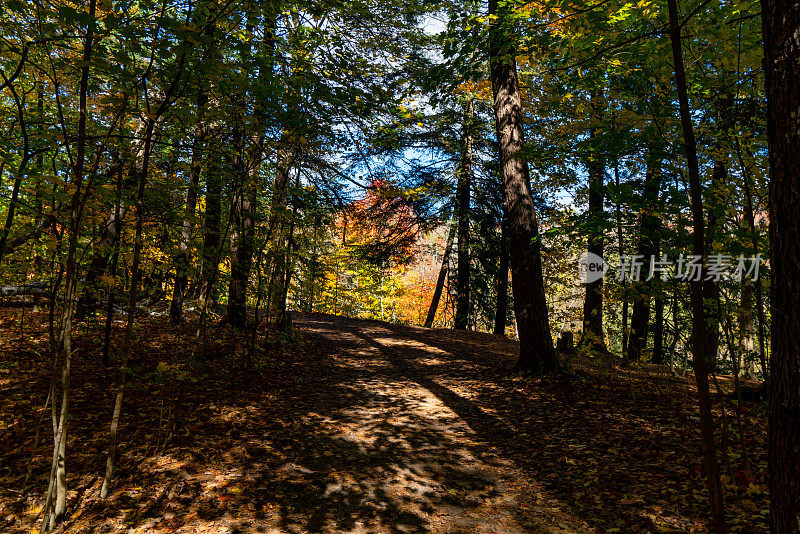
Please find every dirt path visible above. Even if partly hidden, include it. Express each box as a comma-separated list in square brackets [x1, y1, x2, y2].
[265, 313, 591, 534]
[0, 311, 769, 533]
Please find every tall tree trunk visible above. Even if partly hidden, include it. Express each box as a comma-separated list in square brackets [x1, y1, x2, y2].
[627, 152, 662, 362]
[702, 157, 729, 371]
[669, 279, 680, 370]
[454, 98, 474, 329]
[102, 166, 125, 366]
[200, 148, 223, 306]
[614, 164, 629, 356]
[35, 80, 44, 210]
[100, 42, 185, 497]
[44, 0, 96, 528]
[580, 91, 606, 351]
[276, 178, 300, 331]
[100, 116, 157, 499]
[31, 80, 48, 273]
[0, 157, 31, 265]
[667, 1, 728, 530]
[425, 222, 456, 328]
[304, 207, 322, 312]
[171, 84, 208, 323]
[80, 128, 149, 318]
[226, 169, 257, 328]
[735, 138, 768, 377]
[79, 185, 127, 318]
[488, 0, 556, 372]
[761, 0, 800, 529]
[494, 212, 509, 335]
[652, 287, 665, 364]
[227, 10, 274, 327]
[266, 137, 299, 319]
[738, 279, 755, 376]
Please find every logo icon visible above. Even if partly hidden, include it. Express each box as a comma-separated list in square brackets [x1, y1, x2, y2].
[578, 252, 608, 284]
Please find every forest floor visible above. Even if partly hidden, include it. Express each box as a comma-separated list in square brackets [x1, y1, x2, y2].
[0, 308, 769, 533]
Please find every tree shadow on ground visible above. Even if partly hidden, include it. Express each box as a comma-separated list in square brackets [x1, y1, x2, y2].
[0, 310, 768, 533]
[49, 313, 578, 533]
[355, 317, 769, 533]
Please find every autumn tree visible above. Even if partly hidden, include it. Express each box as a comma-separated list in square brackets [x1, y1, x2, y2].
[761, 0, 800, 529]
[486, 0, 557, 372]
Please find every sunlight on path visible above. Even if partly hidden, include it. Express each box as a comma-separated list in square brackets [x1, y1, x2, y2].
[147, 314, 593, 534]
[266, 314, 591, 534]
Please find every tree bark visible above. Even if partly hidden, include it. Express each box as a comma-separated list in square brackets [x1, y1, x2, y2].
[454, 98, 473, 329]
[761, 0, 800, 529]
[100, 116, 157, 500]
[652, 288, 664, 364]
[171, 84, 208, 323]
[44, 0, 97, 528]
[735, 138, 768, 377]
[303, 205, 323, 312]
[738, 278, 754, 376]
[100, 42, 186, 497]
[226, 167, 257, 328]
[579, 92, 606, 352]
[79, 184, 127, 318]
[199, 148, 223, 306]
[488, 0, 556, 372]
[102, 167, 124, 366]
[276, 178, 300, 331]
[614, 164, 629, 357]
[80, 130, 148, 319]
[627, 153, 662, 363]
[667, 0, 728, 530]
[227, 12, 276, 327]
[494, 212, 509, 336]
[701, 158, 729, 370]
[266, 137, 299, 319]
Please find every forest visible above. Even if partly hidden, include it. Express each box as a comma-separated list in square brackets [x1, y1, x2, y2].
[0, 0, 798, 532]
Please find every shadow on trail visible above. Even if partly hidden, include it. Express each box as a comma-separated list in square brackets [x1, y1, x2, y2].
[252, 314, 575, 533]
[85, 314, 741, 533]
[1, 312, 766, 534]
[346, 323, 521, 449]
[341, 318, 736, 534]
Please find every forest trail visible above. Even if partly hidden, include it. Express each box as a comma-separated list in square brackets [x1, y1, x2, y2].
[0, 310, 768, 533]
[282, 313, 589, 533]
